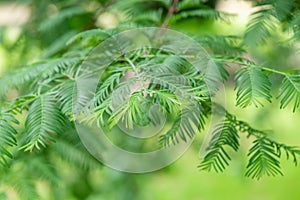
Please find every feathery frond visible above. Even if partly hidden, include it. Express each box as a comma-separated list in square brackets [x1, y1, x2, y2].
[235, 65, 272, 108]
[277, 74, 300, 112]
[1, 0, 300, 187]
[198, 119, 239, 172]
[143, 71, 206, 102]
[107, 92, 149, 129]
[150, 89, 181, 114]
[244, 6, 277, 46]
[0, 110, 19, 167]
[21, 93, 65, 151]
[55, 80, 76, 116]
[0, 57, 80, 95]
[160, 105, 206, 146]
[95, 72, 123, 105]
[276, 145, 300, 166]
[245, 137, 283, 179]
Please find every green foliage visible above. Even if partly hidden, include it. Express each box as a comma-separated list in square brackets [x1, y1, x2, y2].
[55, 79, 76, 116]
[0, 111, 19, 167]
[199, 113, 300, 179]
[199, 35, 244, 56]
[198, 118, 239, 172]
[244, 5, 277, 46]
[66, 29, 111, 46]
[170, 8, 222, 23]
[0, 57, 81, 95]
[22, 93, 65, 151]
[243, 0, 294, 46]
[246, 137, 300, 179]
[245, 137, 283, 179]
[235, 65, 272, 108]
[160, 106, 207, 146]
[39, 7, 88, 33]
[1, 0, 300, 198]
[277, 75, 300, 112]
[52, 139, 100, 170]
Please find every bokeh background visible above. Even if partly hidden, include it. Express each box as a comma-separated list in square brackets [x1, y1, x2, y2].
[0, 0, 300, 199]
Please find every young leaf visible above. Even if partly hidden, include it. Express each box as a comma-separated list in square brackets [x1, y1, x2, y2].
[0, 110, 19, 167]
[198, 120, 239, 173]
[55, 80, 76, 116]
[160, 107, 205, 146]
[277, 75, 300, 112]
[245, 137, 283, 179]
[244, 7, 276, 46]
[235, 66, 272, 108]
[21, 93, 65, 151]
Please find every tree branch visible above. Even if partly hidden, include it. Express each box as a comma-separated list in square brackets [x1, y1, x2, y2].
[161, 0, 179, 28]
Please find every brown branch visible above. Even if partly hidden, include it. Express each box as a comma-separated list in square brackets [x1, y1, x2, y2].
[161, 0, 179, 28]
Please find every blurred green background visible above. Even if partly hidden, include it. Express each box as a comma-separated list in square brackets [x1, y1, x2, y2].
[0, 0, 300, 199]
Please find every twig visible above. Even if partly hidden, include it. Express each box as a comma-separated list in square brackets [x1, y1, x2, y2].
[161, 0, 179, 28]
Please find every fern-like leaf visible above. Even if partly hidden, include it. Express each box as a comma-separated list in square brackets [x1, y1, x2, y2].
[245, 137, 283, 179]
[235, 66, 272, 108]
[0, 58, 80, 95]
[160, 106, 206, 146]
[244, 6, 277, 46]
[143, 72, 206, 102]
[95, 72, 123, 105]
[150, 89, 181, 114]
[277, 74, 300, 112]
[244, 0, 292, 45]
[55, 80, 76, 116]
[0, 110, 19, 167]
[198, 120, 239, 173]
[276, 145, 300, 166]
[110, 92, 153, 129]
[21, 93, 65, 151]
